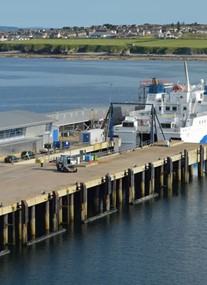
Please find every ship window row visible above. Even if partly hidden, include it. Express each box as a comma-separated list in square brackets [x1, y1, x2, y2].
[199, 120, 206, 124]
[159, 106, 178, 111]
[158, 106, 187, 111]
[0, 127, 26, 139]
[161, 123, 171, 128]
[123, 122, 134, 127]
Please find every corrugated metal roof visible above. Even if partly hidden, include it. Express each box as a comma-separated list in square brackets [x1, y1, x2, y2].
[47, 107, 108, 127]
[0, 110, 54, 131]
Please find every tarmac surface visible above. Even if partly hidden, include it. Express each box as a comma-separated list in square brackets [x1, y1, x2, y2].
[0, 141, 201, 207]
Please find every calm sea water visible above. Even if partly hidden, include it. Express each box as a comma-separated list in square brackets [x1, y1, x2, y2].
[1, 58, 207, 285]
[0, 57, 206, 113]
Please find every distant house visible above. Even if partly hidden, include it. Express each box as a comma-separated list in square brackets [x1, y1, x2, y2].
[64, 30, 76, 38]
[77, 30, 88, 38]
[90, 29, 116, 38]
[19, 35, 31, 41]
[0, 35, 7, 41]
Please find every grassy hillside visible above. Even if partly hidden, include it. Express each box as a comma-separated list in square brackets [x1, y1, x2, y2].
[1, 37, 207, 55]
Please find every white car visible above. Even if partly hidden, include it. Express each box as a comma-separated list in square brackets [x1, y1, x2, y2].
[39, 147, 54, 154]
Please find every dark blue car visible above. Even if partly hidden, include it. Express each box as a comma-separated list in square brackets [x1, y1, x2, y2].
[4, 155, 19, 163]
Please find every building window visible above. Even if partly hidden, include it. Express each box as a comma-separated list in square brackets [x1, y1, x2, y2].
[0, 127, 26, 140]
[45, 123, 52, 132]
[166, 106, 170, 111]
[172, 106, 177, 111]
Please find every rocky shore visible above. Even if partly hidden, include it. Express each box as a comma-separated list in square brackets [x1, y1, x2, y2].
[1, 51, 207, 61]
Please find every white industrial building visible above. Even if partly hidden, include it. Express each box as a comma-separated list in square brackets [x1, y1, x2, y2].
[0, 110, 54, 156]
[0, 107, 108, 156]
[0, 105, 130, 157]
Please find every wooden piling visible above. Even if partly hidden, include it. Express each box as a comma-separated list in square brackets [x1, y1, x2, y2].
[167, 157, 173, 192]
[128, 168, 135, 204]
[81, 183, 87, 223]
[159, 165, 164, 197]
[177, 159, 182, 182]
[3, 214, 8, 247]
[18, 206, 22, 242]
[58, 197, 63, 226]
[189, 164, 194, 179]
[21, 200, 28, 245]
[105, 174, 111, 211]
[11, 211, 16, 245]
[52, 191, 59, 232]
[184, 150, 189, 183]
[118, 178, 123, 204]
[198, 145, 204, 177]
[45, 200, 50, 235]
[69, 194, 74, 222]
[112, 178, 117, 209]
[94, 186, 100, 214]
[141, 170, 145, 198]
[149, 163, 155, 194]
[31, 205, 36, 239]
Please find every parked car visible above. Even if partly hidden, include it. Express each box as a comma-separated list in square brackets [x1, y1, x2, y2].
[4, 155, 19, 163]
[21, 151, 35, 160]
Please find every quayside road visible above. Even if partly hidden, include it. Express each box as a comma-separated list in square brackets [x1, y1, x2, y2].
[0, 141, 202, 206]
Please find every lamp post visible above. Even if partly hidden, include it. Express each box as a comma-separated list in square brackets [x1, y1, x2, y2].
[57, 87, 62, 120]
[109, 83, 112, 103]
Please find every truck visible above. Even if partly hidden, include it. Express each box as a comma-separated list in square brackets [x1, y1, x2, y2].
[56, 154, 78, 173]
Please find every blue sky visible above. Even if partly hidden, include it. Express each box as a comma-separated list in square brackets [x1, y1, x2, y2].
[2, 0, 207, 28]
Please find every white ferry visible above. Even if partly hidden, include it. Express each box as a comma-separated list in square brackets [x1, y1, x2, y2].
[114, 61, 207, 147]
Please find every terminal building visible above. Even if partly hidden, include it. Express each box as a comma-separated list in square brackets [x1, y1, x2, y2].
[0, 107, 109, 157]
[0, 110, 54, 156]
[0, 105, 135, 157]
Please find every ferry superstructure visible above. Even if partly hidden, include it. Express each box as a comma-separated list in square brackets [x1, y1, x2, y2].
[114, 62, 207, 147]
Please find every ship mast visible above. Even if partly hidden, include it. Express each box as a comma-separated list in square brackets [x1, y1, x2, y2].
[184, 61, 191, 101]
[184, 61, 193, 127]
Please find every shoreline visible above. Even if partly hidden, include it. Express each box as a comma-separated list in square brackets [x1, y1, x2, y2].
[1, 51, 207, 61]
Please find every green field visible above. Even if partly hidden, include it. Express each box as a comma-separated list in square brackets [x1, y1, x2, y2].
[1, 37, 207, 55]
[4, 37, 207, 48]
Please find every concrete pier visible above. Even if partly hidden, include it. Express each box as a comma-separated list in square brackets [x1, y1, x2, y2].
[0, 140, 207, 254]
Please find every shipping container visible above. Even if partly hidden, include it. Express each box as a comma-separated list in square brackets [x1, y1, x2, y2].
[79, 129, 105, 145]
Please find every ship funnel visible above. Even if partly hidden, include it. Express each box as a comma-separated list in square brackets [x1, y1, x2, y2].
[184, 61, 190, 92]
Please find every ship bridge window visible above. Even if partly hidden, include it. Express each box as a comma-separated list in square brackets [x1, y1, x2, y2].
[161, 123, 171, 128]
[165, 106, 170, 111]
[172, 106, 177, 111]
[123, 122, 134, 127]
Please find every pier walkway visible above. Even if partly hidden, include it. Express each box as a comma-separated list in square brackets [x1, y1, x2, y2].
[0, 140, 204, 206]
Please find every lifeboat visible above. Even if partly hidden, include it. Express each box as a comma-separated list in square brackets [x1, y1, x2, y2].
[172, 84, 186, 91]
